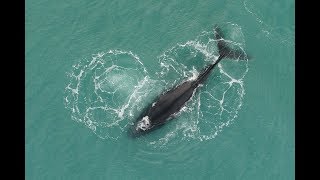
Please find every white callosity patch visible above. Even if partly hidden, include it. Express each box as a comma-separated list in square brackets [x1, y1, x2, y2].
[152, 102, 157, 107]
[136, 116, 151, 131]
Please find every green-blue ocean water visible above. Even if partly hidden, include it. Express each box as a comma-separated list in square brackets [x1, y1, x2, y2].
[26, 0, 294, 179]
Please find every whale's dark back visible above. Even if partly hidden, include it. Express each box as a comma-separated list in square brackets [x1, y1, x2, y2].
[146, 81, 196, 126]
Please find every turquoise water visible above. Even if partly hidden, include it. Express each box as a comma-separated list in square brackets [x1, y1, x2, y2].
[26, 0, 294, 179]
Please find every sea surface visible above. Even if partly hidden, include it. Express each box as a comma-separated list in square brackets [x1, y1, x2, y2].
[26, 0, 294, 179]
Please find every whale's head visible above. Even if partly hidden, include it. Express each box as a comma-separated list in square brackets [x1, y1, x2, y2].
[128, 115, 153, 138]
[136, 116, 151, 131]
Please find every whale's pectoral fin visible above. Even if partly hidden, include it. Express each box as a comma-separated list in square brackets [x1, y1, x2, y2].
[214, 25, 251, 60]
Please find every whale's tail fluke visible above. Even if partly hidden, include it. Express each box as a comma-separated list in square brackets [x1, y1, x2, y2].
[214, 25, 249, 60]
[193, 25, 249, 85]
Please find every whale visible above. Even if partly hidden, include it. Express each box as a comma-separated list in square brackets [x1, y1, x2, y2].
[128, 26, 249, 138]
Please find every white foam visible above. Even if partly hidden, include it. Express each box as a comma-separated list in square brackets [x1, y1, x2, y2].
[64, 50, 154, 140]
[187, 66, 199, 81]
